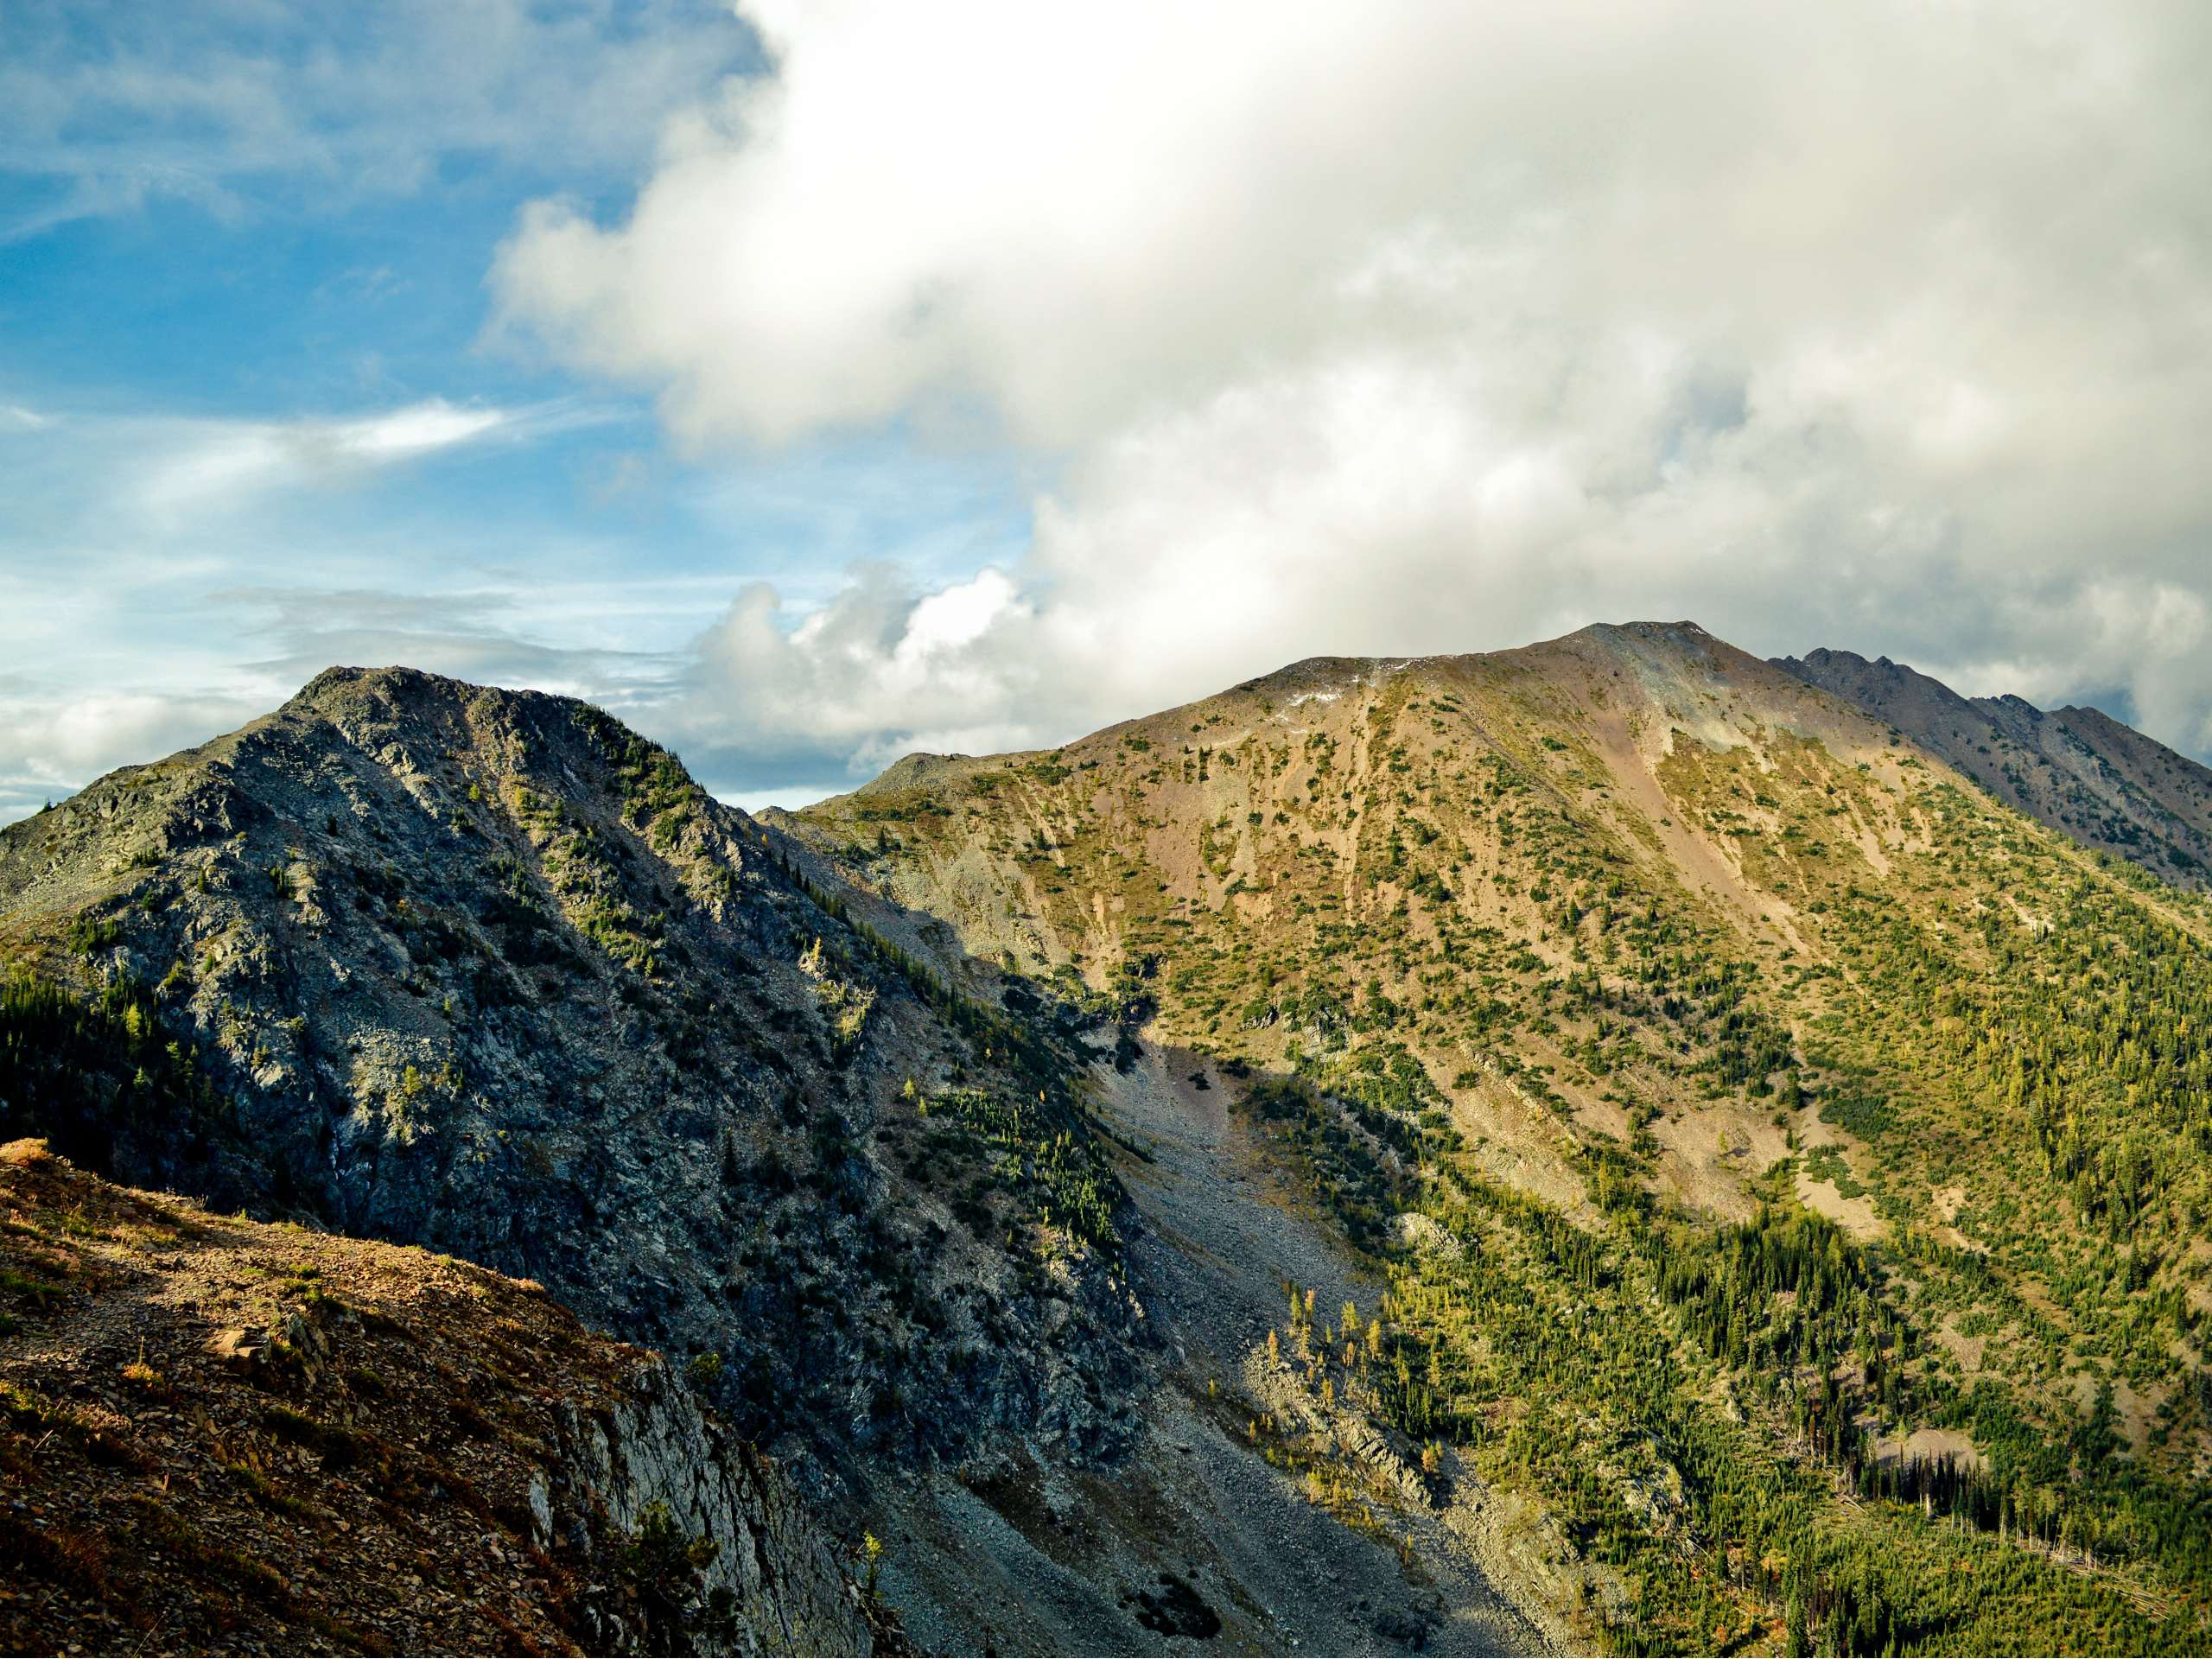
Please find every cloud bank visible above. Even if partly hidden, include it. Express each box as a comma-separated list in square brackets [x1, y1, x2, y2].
[495, 0, 2212, 775]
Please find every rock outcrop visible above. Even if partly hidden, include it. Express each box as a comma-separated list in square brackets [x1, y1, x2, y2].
[0, 1139, 880, 1656]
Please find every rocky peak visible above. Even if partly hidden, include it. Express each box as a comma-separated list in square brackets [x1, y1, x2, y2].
[0, 671, 1148, 1483]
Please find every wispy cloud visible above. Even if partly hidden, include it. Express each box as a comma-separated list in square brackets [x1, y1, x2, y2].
[220, 584, 682, 696]
[0, 1, 759, 237]
[137, 397, 620, 513]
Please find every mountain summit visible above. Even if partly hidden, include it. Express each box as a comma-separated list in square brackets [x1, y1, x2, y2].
[785, 620, 2212, 1651]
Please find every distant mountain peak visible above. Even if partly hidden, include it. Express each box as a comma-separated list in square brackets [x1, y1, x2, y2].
[1777, 645, 2212, 885]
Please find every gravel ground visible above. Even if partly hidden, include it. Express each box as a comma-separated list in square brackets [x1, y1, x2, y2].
[863, 1044, 1556, 1657]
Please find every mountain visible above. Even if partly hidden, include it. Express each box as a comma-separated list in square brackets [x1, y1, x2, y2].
[785, 620, 2212, 1653]
[11, 633, 2212, 1654]
[0, 665, 1142, 1478]
[0, 1137, 879, 1656]
[0, 666, 1555, 1656]
[1774, 646, 2212, 887]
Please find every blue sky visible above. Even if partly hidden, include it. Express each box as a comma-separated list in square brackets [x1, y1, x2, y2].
[4, 2, 2209, 825]
[0, 1, 1034, 820]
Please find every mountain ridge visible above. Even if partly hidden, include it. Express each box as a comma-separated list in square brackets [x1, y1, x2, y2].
[786, 616, 2212, 1651]
[10, 630, 2212, 1652]
[1773, 645, 2212, 887]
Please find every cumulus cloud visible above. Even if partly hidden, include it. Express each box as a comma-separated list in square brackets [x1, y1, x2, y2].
[670, 565, 1040, 770]
[495, 0, 2212, 773]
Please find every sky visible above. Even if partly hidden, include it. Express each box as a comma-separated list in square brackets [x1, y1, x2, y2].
[3, 0, 2210, 825]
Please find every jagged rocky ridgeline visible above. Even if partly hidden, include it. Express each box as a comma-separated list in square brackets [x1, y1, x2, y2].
[1774, 645, 2212, 887]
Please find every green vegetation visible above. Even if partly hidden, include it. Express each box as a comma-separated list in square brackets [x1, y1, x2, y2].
[925, 1086, 1120, 1254]
[619, 1499, 724, 1651]
[797, 646, 2212, 1652]
[512, 785, 665, 975]
[0, 969, 240, 1183]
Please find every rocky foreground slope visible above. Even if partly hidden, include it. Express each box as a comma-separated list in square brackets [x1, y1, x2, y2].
[1775, 645, 2212, 887]
[0, 1137, 879, 1656]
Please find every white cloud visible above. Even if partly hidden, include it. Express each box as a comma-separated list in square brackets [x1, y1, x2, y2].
[331, 403, 508, 461]
[493, 0, 2212, 772]
[675, 565, 1041, 768]
[137, 398, 607, 514]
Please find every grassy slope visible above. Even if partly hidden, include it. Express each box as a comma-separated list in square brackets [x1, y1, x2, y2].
[788, 622, 2212, 1654]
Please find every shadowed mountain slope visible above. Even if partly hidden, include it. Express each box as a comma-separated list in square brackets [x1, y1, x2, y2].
[0, 665, 1143, 1483]
[1774, 646, 2212, 887]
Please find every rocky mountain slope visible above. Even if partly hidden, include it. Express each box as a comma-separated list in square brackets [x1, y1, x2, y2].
[1775, 646, 2212, 887]
[0, 1136, 879, 1656]
[0, 665, 1142, 1484]
[785, 620, 2212, 1653]
[0, 666, 1558, 1656]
